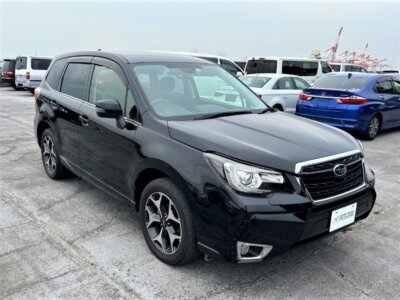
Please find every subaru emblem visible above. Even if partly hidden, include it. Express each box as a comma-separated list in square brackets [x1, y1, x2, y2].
[333, 164, 347, 177]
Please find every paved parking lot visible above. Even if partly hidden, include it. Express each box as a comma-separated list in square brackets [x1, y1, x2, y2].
[0, 86, 399, 299]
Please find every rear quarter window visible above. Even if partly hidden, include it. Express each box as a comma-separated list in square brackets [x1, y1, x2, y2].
[31, 59, 52, 70]
[46, 59, 67, 90]
[245, 60, 277, 74]
[282, 60, 318, 76]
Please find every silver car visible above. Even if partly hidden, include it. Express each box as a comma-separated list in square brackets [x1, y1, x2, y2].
[240, 74, 311, 113]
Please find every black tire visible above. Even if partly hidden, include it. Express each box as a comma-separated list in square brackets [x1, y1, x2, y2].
[40, 129, 68, 179]
[362, 115, 381, 140]
[139, 178, 199, 265]
[273, 104, 283, 111]
[29, 88, 35, 94]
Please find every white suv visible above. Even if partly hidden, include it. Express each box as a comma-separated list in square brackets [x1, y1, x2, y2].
[330, 63, 368, 73]
[244, 56, 332, 83]
[15, 56, 52, 93]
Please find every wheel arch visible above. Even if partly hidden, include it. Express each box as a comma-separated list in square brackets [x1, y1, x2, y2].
[36, 118, 52, 144]
[132, 159, 194, 211]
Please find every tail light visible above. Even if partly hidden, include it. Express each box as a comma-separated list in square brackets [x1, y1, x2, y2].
[6, 71, 13, 77]
[299, 92, 313, 101]
[34, 87, 41, 100]
[26, 72, 30, 80]
[336, 96, 367, 105]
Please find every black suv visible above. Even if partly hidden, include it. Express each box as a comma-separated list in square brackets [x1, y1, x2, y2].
[1, 59, 17, 88]
[34, 51, 376, 265]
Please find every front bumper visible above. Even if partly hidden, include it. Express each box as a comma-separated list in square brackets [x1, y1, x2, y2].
[195, 170, 376, 262]
[237, 188, 375, 258]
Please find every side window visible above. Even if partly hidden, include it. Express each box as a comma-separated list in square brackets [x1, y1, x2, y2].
[375, 80, 393, 94]
[89, 66, 127, 111]
[16, 57, 27, 70]
[220, 59, 242, 76]
[60, 63, 91, 99]
[46, 59, 67, 90]
[282, 60, 318, 76]
[392, 80, 400, 95]
[344, 65, 352, 72]
[275, 77, 294, 90]
[293, 77, 310, 90]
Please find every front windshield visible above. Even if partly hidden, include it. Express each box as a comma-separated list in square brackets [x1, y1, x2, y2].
[132, 63, 267, 119]
[240, 76, 271, 88]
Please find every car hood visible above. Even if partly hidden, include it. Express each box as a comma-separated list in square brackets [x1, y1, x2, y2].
[168, 112, 360, 173]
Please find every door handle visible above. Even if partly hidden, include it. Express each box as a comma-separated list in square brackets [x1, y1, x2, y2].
[79, 115, 90, 126]
[49, 100, 59, 109]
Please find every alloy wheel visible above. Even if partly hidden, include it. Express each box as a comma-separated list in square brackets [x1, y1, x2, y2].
[368, 117, 380, 138]
[42, 136, 57, 172]
[144, 192, 182, 255]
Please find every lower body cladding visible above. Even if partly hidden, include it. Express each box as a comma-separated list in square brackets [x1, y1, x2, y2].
[194, 184, 376, 263]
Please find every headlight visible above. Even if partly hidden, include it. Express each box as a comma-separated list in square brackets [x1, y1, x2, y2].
[204, 153, 284, 193]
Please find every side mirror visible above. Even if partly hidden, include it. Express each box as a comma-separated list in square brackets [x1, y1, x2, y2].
[236, 71, 244, 77]
[96, 99, 123, 118]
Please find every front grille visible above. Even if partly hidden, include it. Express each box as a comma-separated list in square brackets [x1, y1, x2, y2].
[300, 153, 364, 201]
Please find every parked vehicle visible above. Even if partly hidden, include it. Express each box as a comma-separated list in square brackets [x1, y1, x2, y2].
[158, 51, 244, 76]
[35, 51, 376, 265]
[244, 57, 332, 83]
[296, 72, 400, 140]
[240, 74, 311, 113]
[330, 63, 368, 73]
[15, 56, 52, 93]
[1, 59, 17, 88]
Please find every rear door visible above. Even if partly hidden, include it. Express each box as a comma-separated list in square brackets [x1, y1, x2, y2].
[374, 77, 399, 127]
[79, 57, 137, 198]
[15, 56, 27, 86]
[391, 77, 400, 126]
[272, 77, 298, 113]
[55, 57, 93, 174]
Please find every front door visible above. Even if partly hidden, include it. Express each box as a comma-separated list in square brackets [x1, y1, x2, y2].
[79, 57, 138, 198]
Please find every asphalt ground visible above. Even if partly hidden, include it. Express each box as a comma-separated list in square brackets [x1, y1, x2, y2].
[1, 86, 399, 299]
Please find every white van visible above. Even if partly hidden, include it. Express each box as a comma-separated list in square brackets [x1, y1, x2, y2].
[15, 56, 52, 93]
[329, 63, 368, 73]
[244, 57, 332, 83]
[157, 51, 244, 76]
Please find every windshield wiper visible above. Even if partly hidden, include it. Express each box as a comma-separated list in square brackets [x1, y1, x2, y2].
[258, 107, 275, 114]
[194, 110, 254, 120]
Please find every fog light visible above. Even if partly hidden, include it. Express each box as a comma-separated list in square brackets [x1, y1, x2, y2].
[236, 241, 273, 263]
[240, 243, 250, 256]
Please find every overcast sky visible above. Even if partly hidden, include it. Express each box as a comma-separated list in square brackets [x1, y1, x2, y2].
[1, 0, 399, 68]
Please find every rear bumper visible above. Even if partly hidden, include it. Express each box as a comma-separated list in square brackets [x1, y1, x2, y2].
[296, 102, 370, 132]
[28, 80, 41, 89]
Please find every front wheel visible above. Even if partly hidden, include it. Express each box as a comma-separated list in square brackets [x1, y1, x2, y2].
[139, 178, 199, 265]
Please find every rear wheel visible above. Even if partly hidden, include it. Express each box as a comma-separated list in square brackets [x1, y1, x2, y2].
[29, 88, 35, 94]
[362, 115, 381, 140]
[40, 129, 68, 179]
[139, 178, 199, 265]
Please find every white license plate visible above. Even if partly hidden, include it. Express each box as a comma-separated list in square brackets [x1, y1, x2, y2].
[329, 203, 357, 232]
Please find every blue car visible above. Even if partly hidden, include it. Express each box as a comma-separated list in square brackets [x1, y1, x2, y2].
[296, 72, 400, 140]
